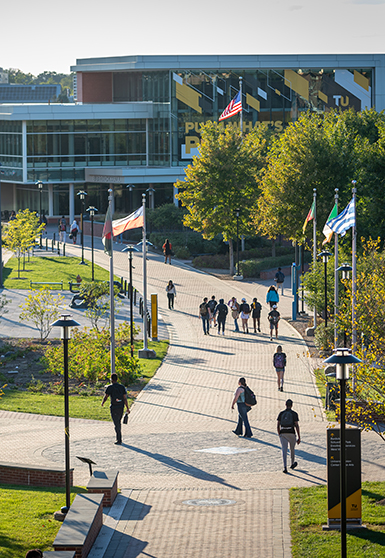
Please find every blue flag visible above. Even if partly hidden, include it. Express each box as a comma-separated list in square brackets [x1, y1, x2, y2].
[327, 198, 355, 236]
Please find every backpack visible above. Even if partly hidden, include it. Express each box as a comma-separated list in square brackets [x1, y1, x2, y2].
[274, 353, 285, 369]
[269, 311, 279, 324]
[208, 299, 217, 311]
[276, 271, 285, 283]
[242, 303, 250, 314]
[244, 385, 257, 407]
[280, 410, 294, 428]
[199, 303, 208, 316]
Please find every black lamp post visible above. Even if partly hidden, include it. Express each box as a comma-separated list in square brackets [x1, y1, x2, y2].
[337, 263, 352, 347]
[123, 246, 135, 357]
[36, 181, 43, 248]
[324, 348, 361, 558]
[86, 206, 98, 281]
[235, 208, 240, 276]
[51, 313, 80, 514]
[77, 191, 87, 265]
[318, 250, 332, 328]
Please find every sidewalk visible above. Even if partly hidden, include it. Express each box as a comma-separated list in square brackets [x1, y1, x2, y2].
[1, 241, 384, 558]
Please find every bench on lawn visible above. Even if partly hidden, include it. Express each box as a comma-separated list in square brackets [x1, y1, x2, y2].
[87, 470, 119, 507]
[30, 281, 64, 290]
[53, 493, 103, 558]
[0, 462, 73, 487]
[43, 552, 75, 558]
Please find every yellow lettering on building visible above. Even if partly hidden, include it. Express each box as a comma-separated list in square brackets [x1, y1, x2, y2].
[185, 122, 195, 133]
[341, 96, 349, 107]
[243, 121, 253, 133]
[185, 136, 200, 154]
[274, 121, 283, 132]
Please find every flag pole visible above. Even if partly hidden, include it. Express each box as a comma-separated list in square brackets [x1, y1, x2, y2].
[239, 77, 243, 136]
[313, 188, 317, 330]
[334, 188, 339, 349]
[351, 180, 357, 391]
[108, 188, 116, 375]
[142, 193, 148, 352]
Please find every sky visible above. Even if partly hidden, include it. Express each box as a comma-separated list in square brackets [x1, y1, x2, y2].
[1, 0, 385, 75]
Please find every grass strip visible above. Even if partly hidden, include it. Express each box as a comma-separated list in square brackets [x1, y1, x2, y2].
[290, 482, 385, 558]
[0, 484, 86, 558]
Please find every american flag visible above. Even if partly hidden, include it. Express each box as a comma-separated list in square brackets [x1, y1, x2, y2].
[219, 91, 242, 121]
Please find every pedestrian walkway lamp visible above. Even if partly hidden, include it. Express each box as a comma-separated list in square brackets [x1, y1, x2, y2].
[324, 348, 361, 558]
[123, 245, 135, 357]
[51, 314, 80, 514]
[127, 184, 135, 213]
[337, 263, 352, 347]
[77, 191, 87, 265]
[86, 206, 98, 281]
[36, 180, 43, 248]
[318, 250, 332, 327]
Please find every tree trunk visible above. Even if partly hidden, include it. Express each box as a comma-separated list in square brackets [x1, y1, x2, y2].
[229, 239, 234, 275]
[271, 238, 276, 258]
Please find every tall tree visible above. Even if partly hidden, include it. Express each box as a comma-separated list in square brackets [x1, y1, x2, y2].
[176, 121, 272, 274]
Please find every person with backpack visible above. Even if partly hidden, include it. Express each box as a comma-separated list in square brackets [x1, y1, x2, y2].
[228, 296, 240, 332]
[58, 215, 67, 243]
[70, 219, 79, 244]
[274, 267, 285, 295]
[239, 298, 251, 333]
[268, 305, 280, 341]
[231, 377, 254, 438]
[214, 298, 228, 335]
[273, 345, 287, 391]
[208, 295, 218, 328]
[101, 373, 130, 445]
[251, 297, 262, 333]
[277, 399, 300, 473]
[266, 285, 279, 308]
[199, 297, 211, 335]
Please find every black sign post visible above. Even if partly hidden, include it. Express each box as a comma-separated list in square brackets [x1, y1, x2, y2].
[325, 428, 362, 529]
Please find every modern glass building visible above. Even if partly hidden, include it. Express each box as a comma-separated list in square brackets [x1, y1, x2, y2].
[0, 53, 384, 221]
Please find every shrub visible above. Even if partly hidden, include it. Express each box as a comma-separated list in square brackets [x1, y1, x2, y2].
[173, 246, 190, 259]
[239, 253, 312, 278]
[314, 322, 335, 354]
[19, 288, 65, 340]
[192, 254, 229, 269]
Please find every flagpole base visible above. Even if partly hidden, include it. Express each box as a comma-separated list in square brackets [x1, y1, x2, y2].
[138, 348, 157, 359]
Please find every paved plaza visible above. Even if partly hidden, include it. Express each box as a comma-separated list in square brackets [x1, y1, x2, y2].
[0, 236, 384, 557]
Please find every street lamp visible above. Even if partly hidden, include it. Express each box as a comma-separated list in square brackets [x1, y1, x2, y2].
[318, 250, 332, 328]
[77, 191, 87, 265]
[127, 184, 135, 213]
[337, 263, 352, 347]
[235, 208, 240, 276]
[51, 313, 80, 514]
[324, 348, 361, 558]
[86, 206, 98, 281]
[146, 186, 155, 210]
[36, 181, 43, 248]
[122, 246, 135, 357]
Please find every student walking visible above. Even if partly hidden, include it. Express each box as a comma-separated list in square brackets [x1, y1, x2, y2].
[199, 297, 211, 335]
[277, 399, 300, 473]
[101, 373, 130, 445]
[239, 298, 251, 333]
[228, 297, 240, 332]
[166, 280, 176, 309]
[268, 305, 280, 340]
[163, 239, 172, 264]
[266, 285, 279, 308]
[251, 297, 262, 333]
[208, 295, 218, 328]
[214, 298, 228, 335]
[231, 377, 253, 438]
[274, 267, 285, 295]
[70, 219, 79, 244]
[273, 345, 287, 391]
[58, 216, 67, 243]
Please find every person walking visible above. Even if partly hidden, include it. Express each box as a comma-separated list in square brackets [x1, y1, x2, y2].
[273, 345, 287, 391]
[274, 267, 285, 295]
[228, 296, 240, 332]
[268, 305, 280, 341]
[266, 285, 279, 308]
[251, 297, 262, 333]
[199, 297, 211, 335]
[166, 280, 176, 309]
[239, 298, 251, 333]
[162, 239, 172, 264]
[70, 219, 79, 244]
[58, 216, 67, 243]
[214, 298, 228, 335]
[277, 399, 300, 473]
[208, 295, 218, 328]
[101, 373, 130, 445]
[231, 377, 253, 438]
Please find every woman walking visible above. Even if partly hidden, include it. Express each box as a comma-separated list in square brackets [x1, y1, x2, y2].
[239, 298, 251, 333]
[166, 280, 176, 309]
[70, 219, 79, 244]
[251, 297, 262, 333]
[273, 345, 287, 392]
[214, 298, 228, 335]
[231, 377, 252, 438]
[162, 239, 172, 264]
[228, 297, 240, 332]
[266, 285, 279, 308]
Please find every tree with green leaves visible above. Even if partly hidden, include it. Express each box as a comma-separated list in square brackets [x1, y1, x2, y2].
[3, 210, 44, 278]
[176, 121, 273, 274]
[19, 288, 64, 341]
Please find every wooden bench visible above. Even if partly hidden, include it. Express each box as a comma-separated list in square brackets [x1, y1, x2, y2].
[30, 281, 64, 290]
[43, 552, 75, 557]
[87, 470, 119, 507]
[0, 462, 73, 488]
[53, 493, 103, 558]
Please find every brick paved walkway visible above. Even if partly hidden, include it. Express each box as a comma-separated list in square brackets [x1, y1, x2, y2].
[1, 239, 384, 557]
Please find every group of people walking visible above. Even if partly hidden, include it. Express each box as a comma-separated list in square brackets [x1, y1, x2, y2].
[198, 295, 263, 336]
[57, 216, 80, 244]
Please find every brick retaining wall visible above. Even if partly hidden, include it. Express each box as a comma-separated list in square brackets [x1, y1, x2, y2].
[0, 462, 73, 487]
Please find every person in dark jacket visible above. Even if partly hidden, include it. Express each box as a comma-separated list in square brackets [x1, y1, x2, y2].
[101, 373, 130, 444]
[163, 239, 172, 264]
[214, 298, 228, 335]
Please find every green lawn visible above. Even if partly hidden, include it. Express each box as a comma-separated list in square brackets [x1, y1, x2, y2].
[0, 340, 169, 420]
[290, 482, 385, 557]
[3, 255, 114, 289]
[0, 484, 85, 558]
